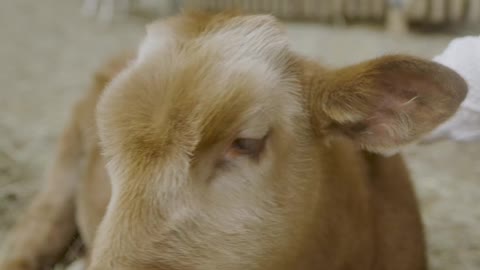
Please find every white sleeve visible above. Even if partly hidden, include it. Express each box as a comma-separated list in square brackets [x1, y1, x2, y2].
[422, 36, 480, 143]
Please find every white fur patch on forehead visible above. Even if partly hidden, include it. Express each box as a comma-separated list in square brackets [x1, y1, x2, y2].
[225, 58, 302, 139]
[203, 15, 289, 64]
[136, 21, 175, 65]
[135, 14, 289, 66]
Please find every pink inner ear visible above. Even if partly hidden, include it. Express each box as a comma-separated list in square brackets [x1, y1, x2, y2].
[312, 55, 467, 152]
[320, 55, 467, 152]
[349, 76, 430, 150]
[351, 70, 463, 152]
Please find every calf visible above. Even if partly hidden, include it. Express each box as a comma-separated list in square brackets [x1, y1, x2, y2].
[0, 12, 467, 270]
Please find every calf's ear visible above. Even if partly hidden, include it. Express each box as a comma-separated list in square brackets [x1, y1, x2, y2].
[308, 55, 468, 153]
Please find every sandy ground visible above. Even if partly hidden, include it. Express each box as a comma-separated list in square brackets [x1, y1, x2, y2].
[0, 1, 478, 269]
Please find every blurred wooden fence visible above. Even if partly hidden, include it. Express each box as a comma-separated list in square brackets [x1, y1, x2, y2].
[177, 0, 480, 24]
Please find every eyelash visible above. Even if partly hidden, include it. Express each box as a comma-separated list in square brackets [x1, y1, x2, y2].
[226, 134, 268, 160]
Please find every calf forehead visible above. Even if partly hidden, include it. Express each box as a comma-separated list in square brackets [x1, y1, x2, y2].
[137, 12, 290, 66]
[99, 13, 302, 166]
[139, 49, 276, 108]
[133, 30, 293, 136]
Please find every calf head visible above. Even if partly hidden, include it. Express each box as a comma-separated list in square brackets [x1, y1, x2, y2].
[91, 12, 467, 270]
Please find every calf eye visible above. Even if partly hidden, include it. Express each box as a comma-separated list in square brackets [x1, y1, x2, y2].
[232, 138, 263, 154]
[226, 136, 267, 160]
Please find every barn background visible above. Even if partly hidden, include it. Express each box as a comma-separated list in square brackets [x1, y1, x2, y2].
[0, 0, 479, 269]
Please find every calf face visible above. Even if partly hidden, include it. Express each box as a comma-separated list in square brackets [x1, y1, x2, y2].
[89, 12, 466, 270]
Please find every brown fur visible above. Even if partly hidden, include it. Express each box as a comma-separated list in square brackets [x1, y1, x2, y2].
[0, 12, 467, 270]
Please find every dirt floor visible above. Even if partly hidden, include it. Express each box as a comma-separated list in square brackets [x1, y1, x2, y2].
[0, 1, 478, 269]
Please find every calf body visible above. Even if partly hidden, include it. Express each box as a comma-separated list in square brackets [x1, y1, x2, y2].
[0, 12, 467, 270]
